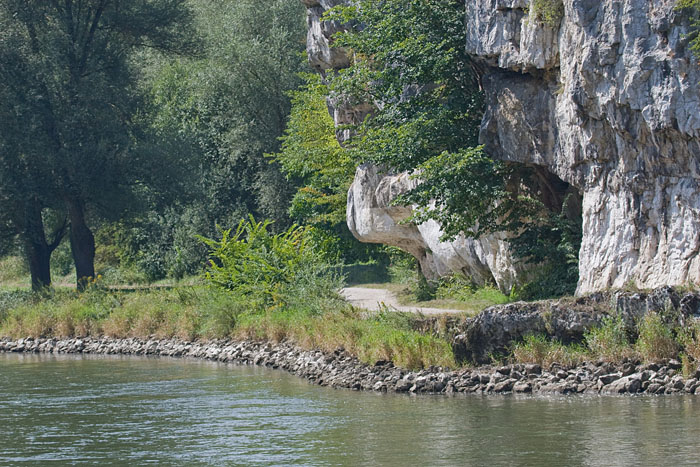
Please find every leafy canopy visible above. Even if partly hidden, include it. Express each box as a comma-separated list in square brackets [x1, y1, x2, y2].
[323, 0, 582, 298]
[325, 0, 507, 238]
[272, 73, 354, 227]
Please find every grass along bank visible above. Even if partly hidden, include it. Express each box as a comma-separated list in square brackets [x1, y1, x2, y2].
[3, 285, 700, 374]
[0, 286, 455, 370]
[511, 313, 700, 377]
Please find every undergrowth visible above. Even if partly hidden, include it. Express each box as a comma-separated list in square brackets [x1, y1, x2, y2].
[512, 312, 700, 369]
[0, 287, 454, 370]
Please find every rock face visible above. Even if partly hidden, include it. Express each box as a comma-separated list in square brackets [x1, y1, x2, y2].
[303, 0, 524, 291]
[302, 0, 350, 74]
[454, 286, 700, 363]
[304, 0, 700, 294]
[347, 164, 524, 289]
[469, 0, 700, 293]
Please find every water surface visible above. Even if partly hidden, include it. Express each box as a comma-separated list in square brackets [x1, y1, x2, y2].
[1, 353, 699, 466]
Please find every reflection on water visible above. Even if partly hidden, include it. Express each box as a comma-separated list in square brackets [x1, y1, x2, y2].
[1, 353, 699, 466]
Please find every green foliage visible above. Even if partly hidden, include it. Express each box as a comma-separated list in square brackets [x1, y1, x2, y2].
[399, 148, 512, 240]
[677, 0, 700, 59]
[273, 74, 353, 226]
[585, 315, 631, 362]
[337, 261, 390, 285]
[512, 334, 587, 367]
[513, 194, 582, 300]
[0, 256, 29, 284]
[324, 0, 582, 298]
[677, 321, 700, 364]
[326, 0, 497, 238]
[0, 285, 455, 370]
[326, 0, 483, 167]
[271, 73, 386, 264]
[435, 276, 511, 306]
[200, 216, 342, 312]
[234, 307, 455, 370]
[387, 247, 420, 284]
[118, 0, 309, 279]
[636, 312, 679, 362]
[0, 0, 200, 287]
[528, 0, 565, 26]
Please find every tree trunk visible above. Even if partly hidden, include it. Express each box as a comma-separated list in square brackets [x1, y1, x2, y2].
[67, 198, 95, 291]
[25, 239, 51, 291]
[22, 201, 52, 291]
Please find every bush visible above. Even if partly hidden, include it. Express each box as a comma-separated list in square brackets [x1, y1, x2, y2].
[529, 0, 564, 26]
[585, 315, 633, 361]
[200, 216, 344, 313]
[436, 275, 510, 305]
[635, 312, 679, 362]
[678, 322, 700, 363]
[0, 256, 29, 284]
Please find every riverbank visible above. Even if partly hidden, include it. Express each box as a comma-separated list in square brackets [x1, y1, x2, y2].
[3, 336, 699, 396]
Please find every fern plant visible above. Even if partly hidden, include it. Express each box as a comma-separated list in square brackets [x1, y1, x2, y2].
[199, 216, 341, 313]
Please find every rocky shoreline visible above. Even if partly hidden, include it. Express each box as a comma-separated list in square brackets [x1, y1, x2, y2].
[2, 336, 700, 396]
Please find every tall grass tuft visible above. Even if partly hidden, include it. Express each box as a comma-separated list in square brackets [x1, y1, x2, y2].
[584, 315, 634, 361]
[512, 334, 587, 367]
[635, 312, 679, 362]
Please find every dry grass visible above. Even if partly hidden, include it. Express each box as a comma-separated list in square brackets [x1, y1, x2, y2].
[512, 334, 588, 367]
[0, 286, 456, 370]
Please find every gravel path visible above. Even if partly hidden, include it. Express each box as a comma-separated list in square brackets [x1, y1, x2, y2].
[340, 286, 463, 315]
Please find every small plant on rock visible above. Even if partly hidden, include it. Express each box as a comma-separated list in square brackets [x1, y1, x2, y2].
[528, 0, 565, 26]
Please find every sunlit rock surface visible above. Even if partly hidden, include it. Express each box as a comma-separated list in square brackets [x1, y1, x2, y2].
[470, 0, 700, 293]
[346, 164, 523, 290]
[304, 0, 700, 294]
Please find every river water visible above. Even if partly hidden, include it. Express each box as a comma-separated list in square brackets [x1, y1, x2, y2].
[1, 353, 699, 466]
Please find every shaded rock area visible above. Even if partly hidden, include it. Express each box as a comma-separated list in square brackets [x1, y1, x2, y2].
[451, 287, 700, 364]
[2, 336, 699, 396]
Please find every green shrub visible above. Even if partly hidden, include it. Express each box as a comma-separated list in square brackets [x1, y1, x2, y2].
[529, 0, 564, 26]
[585, 315, 632, 361]
[0, 256, 29, 284]
[436, 275, 510, 305]
[200, 216, 343, 313]
[338, 261, 390, 285]
[636, 312, 679, 362]
[677, 0, 700, 59]
[677, 321, 700, 369]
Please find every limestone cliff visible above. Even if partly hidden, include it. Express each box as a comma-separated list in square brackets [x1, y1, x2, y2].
[303, 0, 700, 294]
[471, 0, 700, 293]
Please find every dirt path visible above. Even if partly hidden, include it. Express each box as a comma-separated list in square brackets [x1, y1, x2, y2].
[340, 286, 464, 315]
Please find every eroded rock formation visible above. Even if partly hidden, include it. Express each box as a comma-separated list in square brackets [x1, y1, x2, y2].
[472, 0, 700, 294]
[346, 164, 524, 289]
[303, 0, 524, 291]
[303, 0, 700, 294]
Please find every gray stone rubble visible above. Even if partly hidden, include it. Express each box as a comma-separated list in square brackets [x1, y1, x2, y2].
[2, 336, 699, 396]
